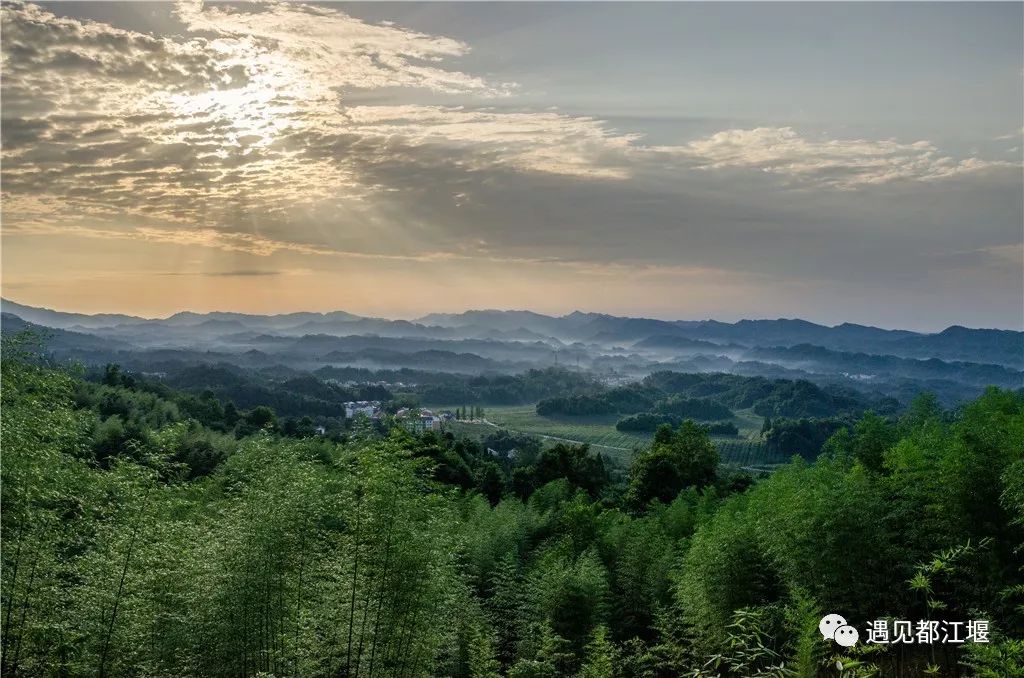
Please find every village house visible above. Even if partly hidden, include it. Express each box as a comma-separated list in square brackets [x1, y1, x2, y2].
[395, 408, 442, 433]
[344, 400, 381, 418]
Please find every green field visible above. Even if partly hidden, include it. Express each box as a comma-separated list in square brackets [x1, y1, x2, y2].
[715, 439, 789, 470]
[486, 406, 646, 449]
[439, 403, 788, 469]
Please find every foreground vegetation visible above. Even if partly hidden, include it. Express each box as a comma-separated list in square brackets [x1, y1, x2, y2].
[3, 341, 1023, 677]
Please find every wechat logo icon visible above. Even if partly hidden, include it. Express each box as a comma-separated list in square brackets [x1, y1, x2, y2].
[820, 614, 859, 647]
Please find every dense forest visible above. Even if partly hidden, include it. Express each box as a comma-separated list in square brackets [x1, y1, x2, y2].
[96, 358, 894, 434]
[3, 336, 1023, 677]
[149, 362, 602, 413]
[616, 414, 738, 435]
[535, 372, 893, 424]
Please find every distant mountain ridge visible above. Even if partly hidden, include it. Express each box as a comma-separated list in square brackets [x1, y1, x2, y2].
[1, 299, 147, 329]
[0, 299, 366, 331]
[3, 298, 1022, 369]
[0, 313, 134, 352]
[4, 299, 1022, 406]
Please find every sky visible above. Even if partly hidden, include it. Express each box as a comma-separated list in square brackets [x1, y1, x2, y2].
[1, 1, 1022, 331]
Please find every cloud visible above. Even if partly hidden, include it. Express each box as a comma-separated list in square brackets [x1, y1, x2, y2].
[201, 269, 281, 277]
[158, 268, 296, 277]
[174, 0, 506, 97]
[4, 222, 333, 256]
[995, 126, 1024, 141]
[0, 216, 792, 286]
[2, 0, 626, 241]
[662, 127, 1018, 189]
[1, 1, 248, 111]
[1, 0, 1019, 277]
[983, 243, 1024, 267]
[321, 105, 639, 178]
[923, 242, 1024, 276]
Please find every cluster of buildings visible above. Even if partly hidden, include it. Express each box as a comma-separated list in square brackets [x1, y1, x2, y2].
[394, 407, 456, 433]
[337, 380, 416, 390]
[342, 401, 457, 434]
[344, 401, 382, 418]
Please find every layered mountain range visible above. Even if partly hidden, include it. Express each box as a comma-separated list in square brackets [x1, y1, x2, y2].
[3, 298, 1022, 406]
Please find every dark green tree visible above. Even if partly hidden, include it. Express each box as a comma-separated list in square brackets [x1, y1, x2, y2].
[627, 421, 718, 508]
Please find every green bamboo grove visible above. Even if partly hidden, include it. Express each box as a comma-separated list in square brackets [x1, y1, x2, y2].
[2, 346, 1023, 677]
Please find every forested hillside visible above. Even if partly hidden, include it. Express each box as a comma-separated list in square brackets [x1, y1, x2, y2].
[535, 372, 894, 425]
[3, 339, 1023, 677]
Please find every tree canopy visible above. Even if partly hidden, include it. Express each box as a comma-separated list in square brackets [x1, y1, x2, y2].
[2, 342, 1022, 677]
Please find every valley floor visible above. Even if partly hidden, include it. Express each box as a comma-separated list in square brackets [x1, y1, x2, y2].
[439, 404, 791, 471]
